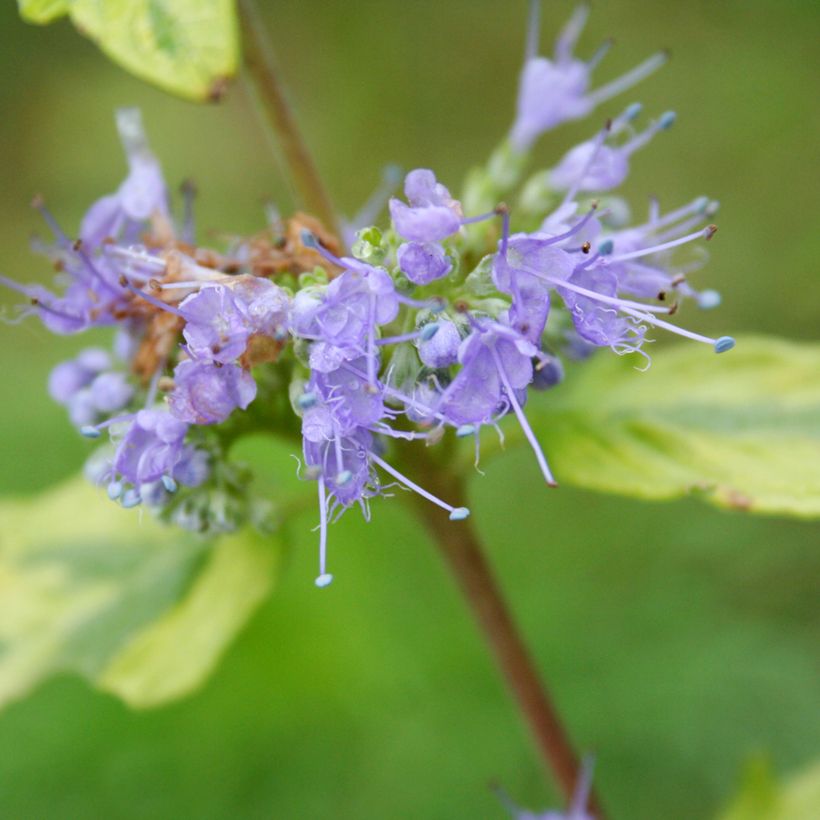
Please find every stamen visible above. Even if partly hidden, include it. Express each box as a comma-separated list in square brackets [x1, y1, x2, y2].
[161, 475, 178, 493]
[80, 425, 101, 438]
[395, 292, 447, 312]
[314, 476, 333, 588]
[586, 50, 669, 107]
[621, 111, 675, 157]
[120, 276, 185, 318]
[456, 424, 477, 438]
[587, 38, 614, 72]
[107, 481, 123, 500]
[368, 451, 470, 520]
[377, 325, 438, 346]
[490, 345, 557, 486]
[533, 271, 675, 314]
[560, 124, 611, 207]
[543, 203, 600, 245]
[180, 179, 197, 245]
[608, 225, 716, 263]
[525, 0, 541, 61]
[30, 296, 86, 325]
[620, 305, 731, 348]
[555, 3, 589, 64]
[349, 164, 402, 230]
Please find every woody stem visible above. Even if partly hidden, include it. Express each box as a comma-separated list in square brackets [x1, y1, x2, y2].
[238, 0, 341, 238]
[403, 447, 607, 818]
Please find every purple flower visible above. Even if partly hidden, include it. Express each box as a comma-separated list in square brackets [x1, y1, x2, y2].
[180, 285, 250, 363]
[113, 408, 189, 488]
[169, 359, 257, 425]
[389, 170, 462, 242]
[80, 108, 168, 247]
[510, 5, 667, 151]
[232, 275, 290, 337]
[549, 111, 675, 193]
[397, 241, 452, 285]
[303, 427, 375, 509]
[557, 266, 646, 353]
[89, 372, 134, 413]
[439, 322, 536, 427]
[418, 317, 461, 368]
[312, 359, 385, 432]
[48, 348, 133, 426]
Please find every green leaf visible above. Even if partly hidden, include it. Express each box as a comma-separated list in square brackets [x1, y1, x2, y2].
[68, 0, 239, 101]
[718, 756, 820, 819]
[0, 476, 281, 710]
[17, 0, 70, 24]
[489, 336, 820, 517]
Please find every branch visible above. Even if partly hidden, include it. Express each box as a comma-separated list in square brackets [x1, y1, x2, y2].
[404, 448, 607, 817]
[238, 0, 341, 238]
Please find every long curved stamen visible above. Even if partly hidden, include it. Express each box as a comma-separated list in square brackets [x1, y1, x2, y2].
[377, 323, 438, 346]
[350, 164, 402, 231]
[315, 477, 333, 587]
[608, 224, 716, 263]
[531, 270, 675, 314]
[525, 0, 541, 61]
[620, 305, 734, 351]
[587, 37, 614, 72]
[368, 450, 470, 520]
[120, 277, 186, 318]
[490, 345, 557, 486]
[621, 111, 675, 157]
[554, 4, 589, 64]
[586, 50, 669, 107]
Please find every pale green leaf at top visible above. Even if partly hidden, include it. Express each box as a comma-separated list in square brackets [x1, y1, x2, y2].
[17, 0, 70, 24]
[0, 476, 281, 710]
[481, 336, 820, 518]
[68, 0, 239, 101]
[718, 757, 820, 819]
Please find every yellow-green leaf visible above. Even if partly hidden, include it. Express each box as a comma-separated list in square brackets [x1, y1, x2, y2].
[68, 0, 239, 101]
[489, 336, 820, 517]
[17, 0, 70, 24]
[719, 757, 820, 819]
[0, 476, 281, 710]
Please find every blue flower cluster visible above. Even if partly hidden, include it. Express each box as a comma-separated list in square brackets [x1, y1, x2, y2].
[2, 6, 734, 586]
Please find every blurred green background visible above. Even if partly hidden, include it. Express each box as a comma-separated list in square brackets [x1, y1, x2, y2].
[0, 1, 818, 817]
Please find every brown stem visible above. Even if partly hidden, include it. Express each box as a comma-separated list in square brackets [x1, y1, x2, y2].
[404, 449, 606, 818]
[238, 0, 340, 237]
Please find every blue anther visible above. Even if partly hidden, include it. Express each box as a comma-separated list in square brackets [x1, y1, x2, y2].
[659, 111, 677, 130]
[161, 475, 178, 493]
[693, 195, 709, 214]
[698, 289, 722, 310]
[449, 507, 470, 521]
[300, 229, 318, 249]
[598, 239, 614, 255]
[429, 298, 446, 314]
[107, 481, 123, 501]
[315, 573, 334, 588]
[80, 425, 101, 438]
[625, 102, 642, 121]
[420, 323, 439, 341]
[121, 489, 142, 509]
[714, 336, 736, 354]
[298, 392, 318, 410]
[456, 424, 476, 438]
[336, 470, 353, 486]
[384, 164, 403, 185]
